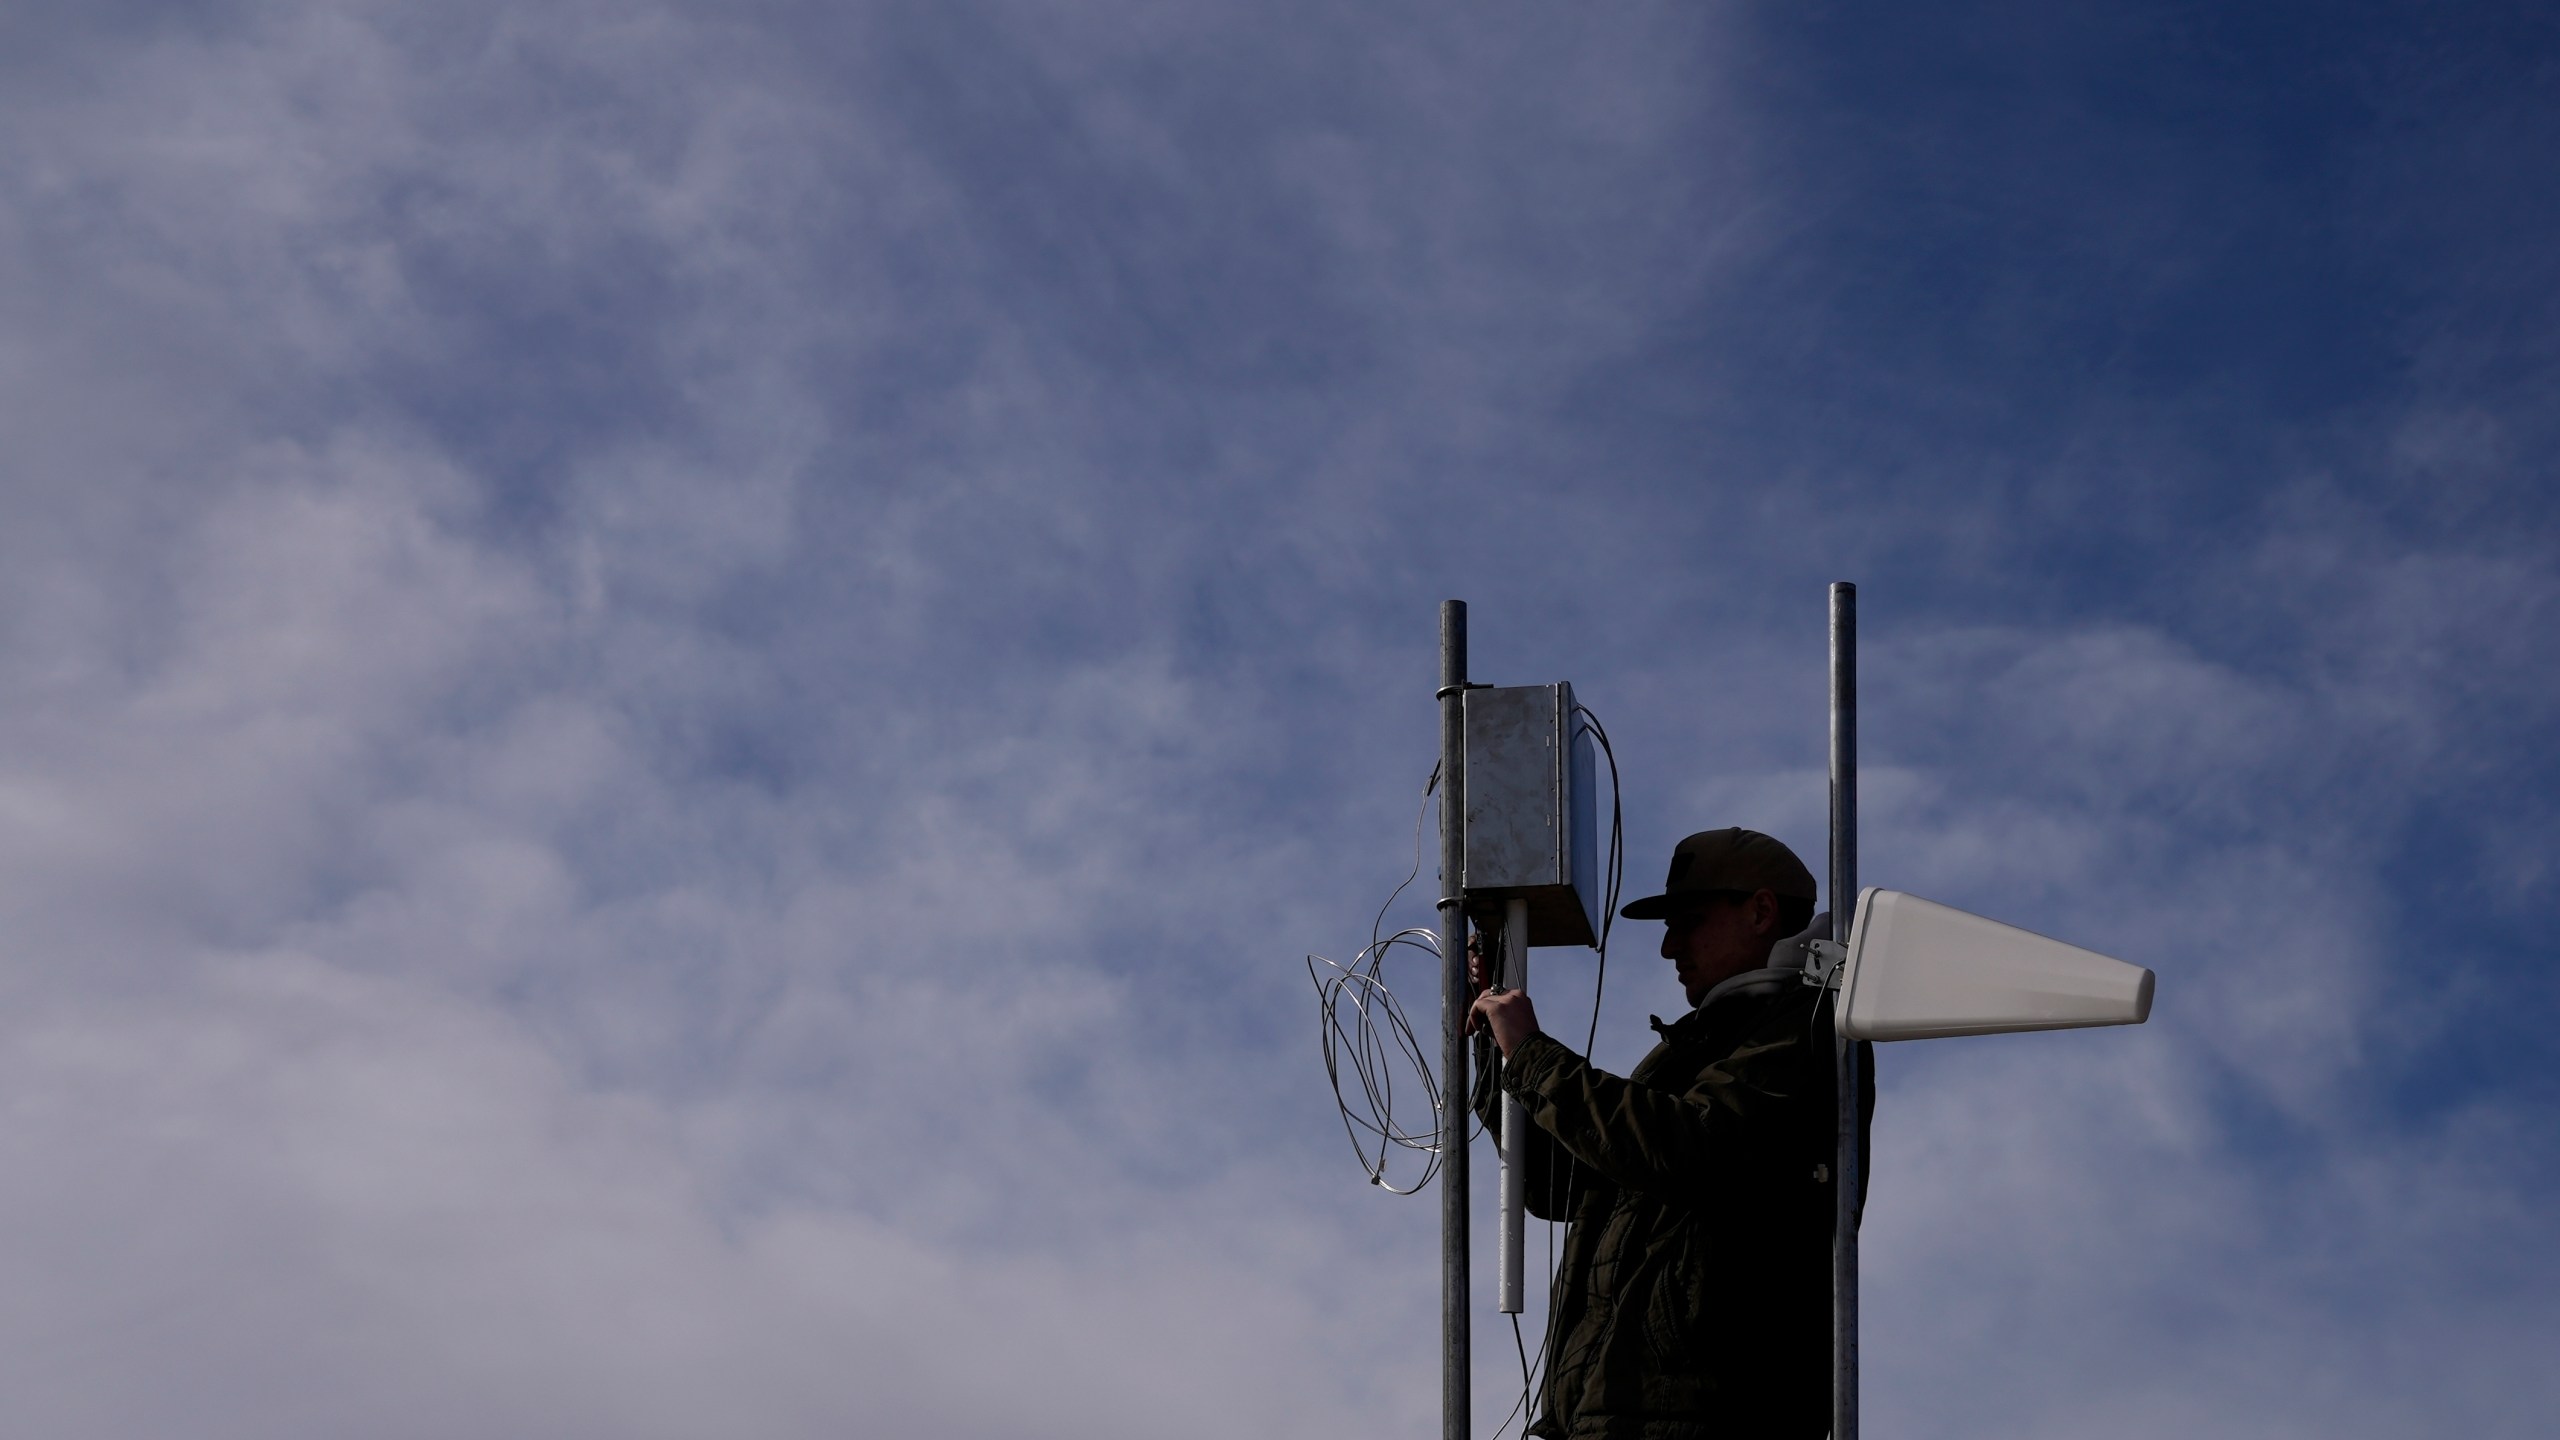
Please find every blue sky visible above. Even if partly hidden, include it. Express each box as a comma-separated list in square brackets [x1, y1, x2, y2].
[3, 2, 2555, 1435]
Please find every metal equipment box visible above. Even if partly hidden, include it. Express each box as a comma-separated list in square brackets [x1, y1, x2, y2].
[1463, 683, 1601, 948]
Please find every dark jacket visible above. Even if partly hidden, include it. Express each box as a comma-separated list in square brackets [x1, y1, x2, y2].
[1481, 977, 1872, 1440]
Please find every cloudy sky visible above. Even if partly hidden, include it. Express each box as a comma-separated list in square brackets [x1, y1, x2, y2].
[5, 2, 2556, 1435]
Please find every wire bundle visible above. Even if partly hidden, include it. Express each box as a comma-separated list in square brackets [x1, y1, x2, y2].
[1307, 766, 1454, 1193]
[1306, 926, 1449, 1193]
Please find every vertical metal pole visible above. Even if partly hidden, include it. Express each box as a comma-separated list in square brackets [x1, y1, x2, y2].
[1829, 582, 1861, 1440]
[1437, 600, 1472, 1440]
[1497, 896, 1529, 1313]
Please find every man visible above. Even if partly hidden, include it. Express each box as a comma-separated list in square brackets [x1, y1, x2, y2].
[1468, 827, 1869, 1440]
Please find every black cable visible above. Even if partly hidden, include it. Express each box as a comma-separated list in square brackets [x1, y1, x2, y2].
[1370, 761, 1436, 957]
[1571, 706, 1625, 1059]
[1486, 1311, 1536, 1440]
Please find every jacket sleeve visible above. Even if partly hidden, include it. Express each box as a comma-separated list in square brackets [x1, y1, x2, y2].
[1497, 1013, 1820, 1199]
[1472, 1033, 1584, 1220]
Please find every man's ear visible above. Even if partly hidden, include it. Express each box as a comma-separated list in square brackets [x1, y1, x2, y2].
[1748, 888, 1780, 936]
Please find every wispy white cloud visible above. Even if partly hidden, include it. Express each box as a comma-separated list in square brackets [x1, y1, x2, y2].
[3, 1, 2556, 1436]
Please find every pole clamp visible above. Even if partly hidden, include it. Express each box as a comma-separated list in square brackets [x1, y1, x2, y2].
[1801, 939, 1848, 989]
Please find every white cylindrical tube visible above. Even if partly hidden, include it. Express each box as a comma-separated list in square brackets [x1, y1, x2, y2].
[1498, 896, 1529, 1314]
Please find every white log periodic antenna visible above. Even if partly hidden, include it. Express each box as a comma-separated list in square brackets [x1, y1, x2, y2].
[1820, 582, 2156, 1440]
[1834, 889, 2154, 1040]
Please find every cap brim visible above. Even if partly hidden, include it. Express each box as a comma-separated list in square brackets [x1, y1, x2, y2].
[1621, 887, 1811, 920]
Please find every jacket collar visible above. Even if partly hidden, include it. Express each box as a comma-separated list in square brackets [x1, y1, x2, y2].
[1651, 966, 1805, 1039]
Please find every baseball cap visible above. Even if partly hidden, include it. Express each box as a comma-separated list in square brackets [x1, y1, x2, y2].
[1619, 827, 1818, 920]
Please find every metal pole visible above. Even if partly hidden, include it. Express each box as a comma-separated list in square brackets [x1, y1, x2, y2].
[1829, 582, 1861, 1440]
[1497, 895, 1529, 1313]
[1437, 600, 1471, 1440]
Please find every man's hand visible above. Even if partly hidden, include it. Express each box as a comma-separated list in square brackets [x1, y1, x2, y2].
[1468, 986, 1541, 1059]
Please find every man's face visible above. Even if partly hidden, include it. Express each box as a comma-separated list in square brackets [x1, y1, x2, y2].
[1660, 890, 1778, 1007]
